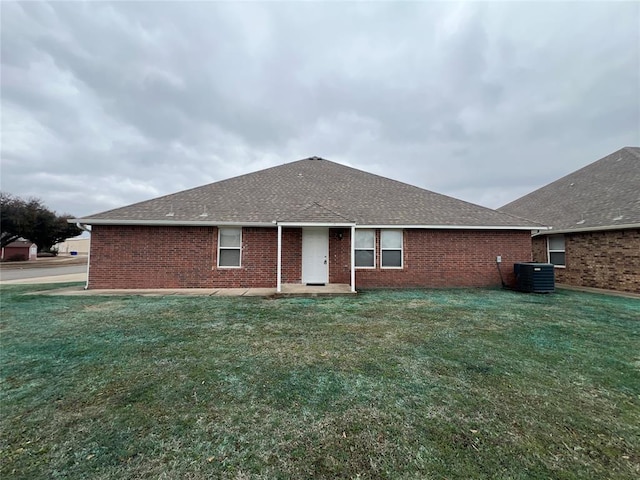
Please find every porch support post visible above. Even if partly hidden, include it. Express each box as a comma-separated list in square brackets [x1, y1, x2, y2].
[350, 225, 356, 292]
[277, 224, 282, 293]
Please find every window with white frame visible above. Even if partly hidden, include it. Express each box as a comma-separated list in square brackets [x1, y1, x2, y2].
[381, 230, 403, 268]
[218, 228, 242, 267]
[548, 235, 565, 267]
[355, 229, 375, 268]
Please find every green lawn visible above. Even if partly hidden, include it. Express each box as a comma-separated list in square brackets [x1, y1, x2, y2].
[1, 284, 639, 479]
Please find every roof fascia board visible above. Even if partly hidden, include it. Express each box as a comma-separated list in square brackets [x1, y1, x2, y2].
[358, 224, 547, 231]
[68, 219, 275, 227]
[276, 222, 356, 227]
[69, 219, 546, 231]
[532, 223, 640, 236]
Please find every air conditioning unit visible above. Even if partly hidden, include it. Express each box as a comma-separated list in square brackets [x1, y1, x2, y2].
[514, 263, 555, 293]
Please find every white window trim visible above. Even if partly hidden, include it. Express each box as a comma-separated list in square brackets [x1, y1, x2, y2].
[381, 229, 403, 269]
[547, 235, 565, 268]
[354, 229, 376, 269]
[217, 227, 242, 268]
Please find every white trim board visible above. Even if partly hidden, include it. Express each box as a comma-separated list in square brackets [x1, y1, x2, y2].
[71, 218, 544, 231]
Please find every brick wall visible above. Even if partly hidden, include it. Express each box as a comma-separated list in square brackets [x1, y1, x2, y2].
[1, 246, 30, 261]
[534, 229, 640, 293]
[89, 225, 532, 290]
[532, 236, 547, 264]
[281, 228, 302, 284]
[211, 227, 277, 288]
[329, 228, 351, 284]
[89, 225, 278, 289]
[354, 229, 532, 288]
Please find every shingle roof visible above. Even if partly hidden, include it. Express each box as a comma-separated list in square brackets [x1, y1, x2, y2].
[4, 240, 34, 248]
[75, 157, 539, 228]
[499, 147, 640, 233]
[280, 202, 355, 224]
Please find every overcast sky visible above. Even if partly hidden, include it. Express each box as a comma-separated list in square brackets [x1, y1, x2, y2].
[2, 1, 638, 218]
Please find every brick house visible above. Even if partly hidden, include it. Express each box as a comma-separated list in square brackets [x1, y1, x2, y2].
[1, 240, 37, 262]
[500, 147, 640, 294]
[71, 157, 540, 291]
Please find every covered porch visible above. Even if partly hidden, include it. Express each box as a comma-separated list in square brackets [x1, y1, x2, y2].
[275, 202, 357, 293]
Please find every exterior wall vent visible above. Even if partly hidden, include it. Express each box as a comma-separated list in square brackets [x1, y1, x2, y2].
[514, 263, 555, 293]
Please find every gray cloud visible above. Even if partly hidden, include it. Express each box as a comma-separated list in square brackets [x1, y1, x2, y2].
[1, 1, 638, 218]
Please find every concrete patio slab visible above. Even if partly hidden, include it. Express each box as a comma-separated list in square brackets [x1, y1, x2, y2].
[24, 283, 357, 297]
[238, 288, 278, 297]
[277, 283, 355, 297]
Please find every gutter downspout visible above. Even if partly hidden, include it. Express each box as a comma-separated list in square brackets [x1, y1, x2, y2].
[277, 224, 282, 293]
[76, 223, 91, 290]
[350, 225, 356, 292]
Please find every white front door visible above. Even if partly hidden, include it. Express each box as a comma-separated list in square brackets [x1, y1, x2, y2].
[302, 228, 329, 284]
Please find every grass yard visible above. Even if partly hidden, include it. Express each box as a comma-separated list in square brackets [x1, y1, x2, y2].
[1, 284, 639, 479]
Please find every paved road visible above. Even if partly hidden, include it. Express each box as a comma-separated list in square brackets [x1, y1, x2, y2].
[0, 264, 87, 281]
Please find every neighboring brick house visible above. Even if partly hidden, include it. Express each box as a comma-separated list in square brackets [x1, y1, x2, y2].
[71, 157, 540, 291]
[1, 239, 37, 262]
[500, 147, 640, 294]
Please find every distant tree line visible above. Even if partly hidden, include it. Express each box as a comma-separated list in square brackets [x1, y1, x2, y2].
[0, 192, 82, 252]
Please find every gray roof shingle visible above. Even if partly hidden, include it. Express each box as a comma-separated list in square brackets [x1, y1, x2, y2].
[499, 147, 640, 232]
[76, 157, 539, 228]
